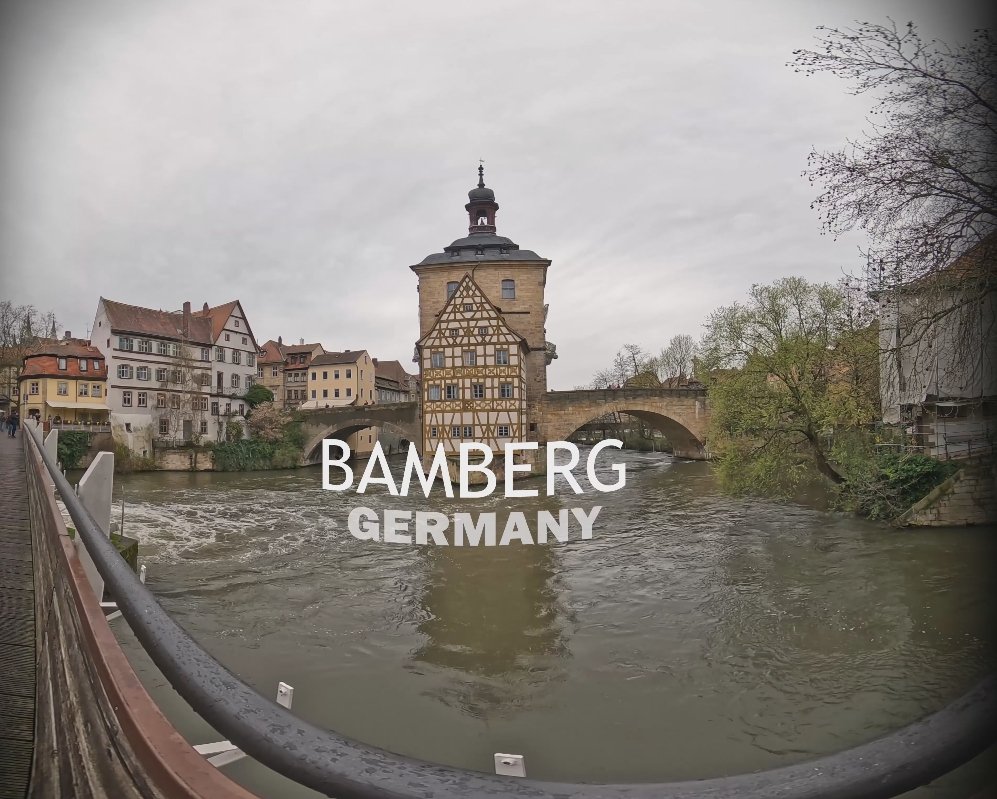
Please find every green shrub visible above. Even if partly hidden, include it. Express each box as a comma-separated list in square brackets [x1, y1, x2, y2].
[113, 442, 156, 473]
[245, 383, 275, 408]
[272, 443, 302, 469]
[212, 438, 276, 471]
[58, 431, 93, 470]
[226, 421, 244, 442]
[835, 449, 959, 520]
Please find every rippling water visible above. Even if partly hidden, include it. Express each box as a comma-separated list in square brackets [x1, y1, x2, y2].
[103, 450, 997, 797]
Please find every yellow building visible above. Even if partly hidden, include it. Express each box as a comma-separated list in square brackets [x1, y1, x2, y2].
[19, 340, 110, 429]
[301, 349, 378, 455]
[257, 338, 325, 410]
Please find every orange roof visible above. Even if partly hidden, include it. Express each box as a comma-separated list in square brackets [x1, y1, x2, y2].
[195, 300, 259, 348]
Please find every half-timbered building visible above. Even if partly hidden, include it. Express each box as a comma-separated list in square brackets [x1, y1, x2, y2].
[418, 274, 527, 457]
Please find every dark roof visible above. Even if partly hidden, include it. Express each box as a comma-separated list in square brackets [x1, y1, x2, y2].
[312, 350, 368, 366]
[416, 233, 547, 266]
[258, 340, 324, 364]
[101, 299, 214, 345]
[25, 341, 102, 360]
[374, 359, 415, 386]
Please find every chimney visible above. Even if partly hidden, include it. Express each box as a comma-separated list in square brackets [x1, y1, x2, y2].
[182, 301, 191, 338]
[300, 338, 304, 346]
[63, 331, 71, 340]
[278, 336, 283, 345]
[203, 302, 209, 312]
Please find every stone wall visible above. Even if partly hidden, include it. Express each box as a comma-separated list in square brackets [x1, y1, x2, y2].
[899, 462, 997, 526]
[153, 446, 215, 471]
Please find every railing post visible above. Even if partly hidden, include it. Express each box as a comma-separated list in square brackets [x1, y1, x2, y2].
[77, 451, 115, 603]
[43, 427, 59, 479]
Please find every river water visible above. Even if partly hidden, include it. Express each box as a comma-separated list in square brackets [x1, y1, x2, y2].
[103, 450, 997, 797]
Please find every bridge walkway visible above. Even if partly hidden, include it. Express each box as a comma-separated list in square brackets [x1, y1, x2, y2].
[0, 432, 35, 799]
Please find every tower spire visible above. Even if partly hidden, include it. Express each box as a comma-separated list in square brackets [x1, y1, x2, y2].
[466, 162, 498, 234]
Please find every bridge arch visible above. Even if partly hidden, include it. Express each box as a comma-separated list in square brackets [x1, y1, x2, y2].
[539, 390, 710, 460]
[302, 420, 420, 463]
[298, 402, 422, 464]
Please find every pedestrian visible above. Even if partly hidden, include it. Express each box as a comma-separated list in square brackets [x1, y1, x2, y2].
[8, 412, 19, 437]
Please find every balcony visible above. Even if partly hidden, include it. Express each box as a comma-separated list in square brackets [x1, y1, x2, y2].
[49, 420, 111, 433]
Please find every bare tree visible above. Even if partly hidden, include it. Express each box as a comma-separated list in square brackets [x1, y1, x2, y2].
[0, 301, 60, 407]
[159, 339, 208, 445]
[590, 344, 654, 388]
[794, 21, 995, 278]
[793, 20, 996, 414]
[657, 334, 699, 381]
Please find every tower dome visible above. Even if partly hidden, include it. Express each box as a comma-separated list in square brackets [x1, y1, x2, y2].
[465, 164, 498, 233]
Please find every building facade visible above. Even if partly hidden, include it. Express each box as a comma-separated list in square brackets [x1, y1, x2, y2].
[410, 168, 554, 458]
[373, 358, 418, 403]
[876, 237, 997, 458]
[258, 338, 325, 409]
[18, 338, 109, 427]
[301, 349, 378, 456]
[417, 275, 527, 457]
[92, 298, 261, 455]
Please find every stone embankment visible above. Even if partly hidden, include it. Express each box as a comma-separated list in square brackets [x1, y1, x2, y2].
[898, 459, 996, 527]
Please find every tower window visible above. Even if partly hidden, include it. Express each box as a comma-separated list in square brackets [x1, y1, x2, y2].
[502, 279, 515, 299]
[447, 281, 459, 299]
[477, 213, 488, 226]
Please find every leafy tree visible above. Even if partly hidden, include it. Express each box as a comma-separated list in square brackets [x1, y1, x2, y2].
[699, 277, 880, 494]
[245, 383, 274, 408]
[246, 400, 290, 443]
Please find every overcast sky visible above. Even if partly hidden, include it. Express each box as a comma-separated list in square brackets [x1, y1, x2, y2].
[0, 0, 991, 388]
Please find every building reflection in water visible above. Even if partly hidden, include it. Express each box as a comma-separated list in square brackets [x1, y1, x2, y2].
[408, 506, 572, 719]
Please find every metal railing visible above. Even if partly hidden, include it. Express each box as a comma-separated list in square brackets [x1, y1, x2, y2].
[50, 421, 112, 432]
[24, 421, 997, 799]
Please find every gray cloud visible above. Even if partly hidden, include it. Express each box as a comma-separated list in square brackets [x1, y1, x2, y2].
[1, 0, 991, 387]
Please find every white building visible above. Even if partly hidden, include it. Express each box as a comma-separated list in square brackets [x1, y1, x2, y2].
[877, 237, 996, 458]
[92, 298, 261, 455]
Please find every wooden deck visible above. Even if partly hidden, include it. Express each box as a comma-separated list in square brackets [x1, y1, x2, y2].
[0, 431, 35, 799]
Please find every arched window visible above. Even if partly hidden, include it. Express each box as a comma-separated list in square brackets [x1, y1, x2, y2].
[502, 279, 515, 300]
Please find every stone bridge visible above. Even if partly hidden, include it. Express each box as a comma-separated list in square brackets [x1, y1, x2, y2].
[300, 402, 421, 462]
[538, 387, 710, 459]
[299, 389, 710, 462]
